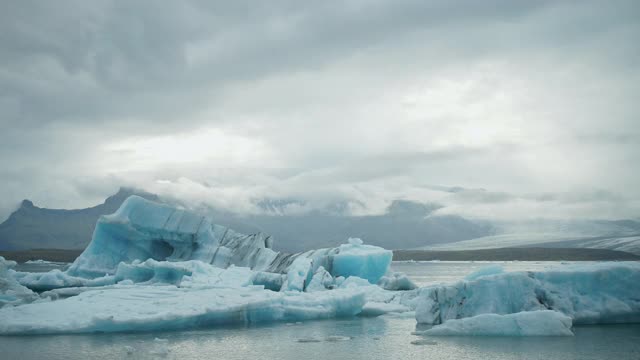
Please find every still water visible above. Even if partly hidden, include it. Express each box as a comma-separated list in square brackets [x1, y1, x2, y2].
[2, 261, 639, 360]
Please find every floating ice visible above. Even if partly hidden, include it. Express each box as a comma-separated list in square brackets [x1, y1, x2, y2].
[419, 310, 574, 336]
[0, 282, 367, 334]
[281, 257, 313, 291]
[251, 271, 285, 291]
[415, 262, 640, 325]
[360, 302, 411, 317]
[16, 258, 256, 292]
[377, 272, 417, 291]
[0, 256, 38, 307]
[0, 196, 408, 334]
[52, 196, 392, 287]
[330, 238, 392, 283]
[306, 266, 334, 292]
[65, 196, 278, 279]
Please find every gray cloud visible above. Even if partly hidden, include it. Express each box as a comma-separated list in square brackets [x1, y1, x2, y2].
[1, 0, 639, 222]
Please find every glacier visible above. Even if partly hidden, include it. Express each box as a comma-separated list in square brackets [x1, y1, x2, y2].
[415, 262, 640, 325]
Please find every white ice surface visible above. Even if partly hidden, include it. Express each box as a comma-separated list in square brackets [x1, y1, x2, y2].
[419, 310, 574, 336]
[0, 284, 366, 335]
[306, 266, 334, 292]
[377, 272, 417, 291]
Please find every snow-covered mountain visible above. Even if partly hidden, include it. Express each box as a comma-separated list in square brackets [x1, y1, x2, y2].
[423, 219, 640, 255]
[2, 188, 638, 255]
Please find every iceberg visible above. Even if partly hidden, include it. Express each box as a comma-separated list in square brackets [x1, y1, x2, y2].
[0, 259, 419, 334]
[377, 272, 417, 291]
[0, 256, 38, 307]
[418, 310, 574, 336]
[415, 262, 640, 325]
[0, 196, 410, 334]
[56, 196, 391, 286]
[0, 284, 367, 335]
[329, 238, 393, 283]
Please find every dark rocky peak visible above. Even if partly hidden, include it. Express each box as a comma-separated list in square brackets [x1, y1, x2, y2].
[386, 200, 442, 218]
[20, 199, 35, 209]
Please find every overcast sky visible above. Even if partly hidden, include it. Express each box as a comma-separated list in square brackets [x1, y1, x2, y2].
[1, 0, 639, 222]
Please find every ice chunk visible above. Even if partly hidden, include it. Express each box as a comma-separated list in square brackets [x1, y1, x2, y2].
[419, 310, 573, 336]
[306, 266, 334, 292]
[410, 339, 438, 345]
[360, 302, 411, 317]
[416, 262, 640, 325]
[296, 337, 321, 343]
[0, 285, 366, 334]
[377, 272, 417, 291]
[15, 269, 114, 292]
[16, 258, 256, 292]
[251, 271, 286, 291]
[325, 335, 352, 341]
[330, 239, 392, 284]
[0, 256, 38, 307]
[281, 257, 313, 292]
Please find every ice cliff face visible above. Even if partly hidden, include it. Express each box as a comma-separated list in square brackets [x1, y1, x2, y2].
[415, 262, 640, 325]
[416, 310, 574, 337]
[65, 196, 392, 287]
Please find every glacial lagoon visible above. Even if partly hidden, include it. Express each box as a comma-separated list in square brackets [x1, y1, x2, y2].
[2, 261, 639, 360]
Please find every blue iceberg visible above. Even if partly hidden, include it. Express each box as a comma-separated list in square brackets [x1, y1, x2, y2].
[62, 196, 392, 286]
[0, 196, 406, 334]
[415, 262, 640, 325]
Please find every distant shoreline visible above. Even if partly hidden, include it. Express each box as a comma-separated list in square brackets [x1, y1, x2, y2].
[393, 248, 640, 261]
[0, 249, 83, 263]
[1, 247, 639, 263]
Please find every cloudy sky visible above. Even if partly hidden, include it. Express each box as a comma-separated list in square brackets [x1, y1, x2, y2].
[1, 0, 639, 222]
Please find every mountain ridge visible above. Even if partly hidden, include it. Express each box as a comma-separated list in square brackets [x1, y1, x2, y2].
[0, 189, 492, 252]
[0, 188, 158, 250]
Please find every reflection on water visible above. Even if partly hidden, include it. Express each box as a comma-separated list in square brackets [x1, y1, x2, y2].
[1, 261, 638, 360]
[1, 317, 639, 360]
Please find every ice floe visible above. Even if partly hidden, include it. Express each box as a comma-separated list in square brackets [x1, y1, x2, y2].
[415, 262, 640, 325]
[417, 310, 574, 336]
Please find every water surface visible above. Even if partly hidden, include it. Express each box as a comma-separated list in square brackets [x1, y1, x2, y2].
[2, 261, 638, 359]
